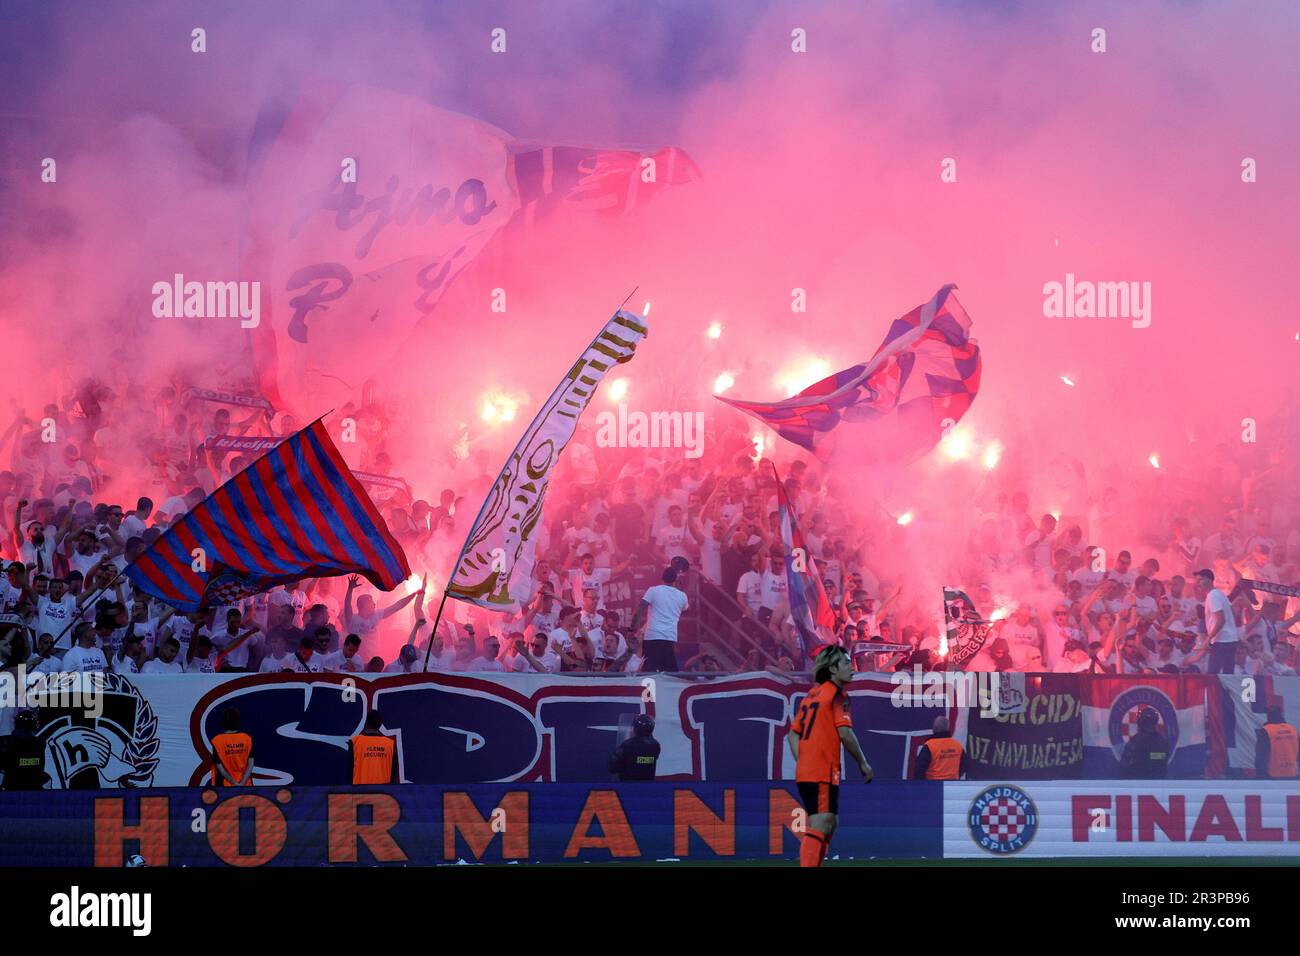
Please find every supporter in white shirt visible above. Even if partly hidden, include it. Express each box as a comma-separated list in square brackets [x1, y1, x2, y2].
[141, 638, 185, 674]
[1044, 605, 1083, 668]
[209, 609, 261, 671]
[61, 624, 108, 673]
[633, 569, 689, 670]
[186, 635, 218, 673]
[1023, 514, 1058, 571]
[467, 634, 505, 671]
[257, 632, 297, 672]
[18, 517, 59, 574]
[521, 589, 561, 638]
[566, 556, 611, 608]
[997, 608, 1045, 670]
[655, 506, 696, 567]
[384, 645, 427, 673]
[120, 496, 153, 539]
[320, 634, 366, 673]
[760, 551, 789, 614]
[576, 514, 616, 570]
[36, 580, 81, 651]
[65, 529, 106, 580]
[736, 552, 765, 617]
[511, 632, 561, 673]
[281, 637, 324, 673]
[1189, 570, 1239, 673]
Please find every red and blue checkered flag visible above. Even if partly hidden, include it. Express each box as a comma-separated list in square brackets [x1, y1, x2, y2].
[719, 285, 981, 463]
[772, 463, 837, 656]
[126, 419, 410, 611]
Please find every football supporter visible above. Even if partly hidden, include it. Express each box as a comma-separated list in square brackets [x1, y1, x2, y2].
[631, 566, 689, 671]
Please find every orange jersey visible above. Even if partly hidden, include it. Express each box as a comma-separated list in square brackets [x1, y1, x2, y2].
[211, 732, 253, 786]
[791, 681, 852, 783]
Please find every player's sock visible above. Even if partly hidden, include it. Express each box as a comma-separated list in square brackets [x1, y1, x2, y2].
[816, 832, 831, 866]
[801, 831, 827, 867]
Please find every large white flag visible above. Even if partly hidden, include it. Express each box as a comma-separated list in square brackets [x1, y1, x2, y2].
[447, 308, 648, 610]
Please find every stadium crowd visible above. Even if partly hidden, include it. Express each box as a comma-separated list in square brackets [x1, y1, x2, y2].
[0, 375, 1298, 681]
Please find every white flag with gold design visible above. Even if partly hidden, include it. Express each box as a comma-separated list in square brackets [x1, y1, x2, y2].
[447, 308, 648, 610]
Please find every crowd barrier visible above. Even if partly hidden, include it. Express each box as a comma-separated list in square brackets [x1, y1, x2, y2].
[6, 669, 1296, 789]
[3, 780, 1299, 865]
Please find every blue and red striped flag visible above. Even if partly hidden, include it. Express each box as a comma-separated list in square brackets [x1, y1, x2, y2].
[719, 285, 981, 463]
[772, 463, 837, 656]
[125, 419, 410, 611]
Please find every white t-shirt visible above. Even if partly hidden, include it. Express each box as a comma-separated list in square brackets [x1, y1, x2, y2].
[61, 645, 108, 672]
[1001, 621, 1044, 670]
[760, 569, 788, 610]
[567, 568, 611, 607]
[467, 656, 505, 672]
[320, 650, 365, 673]
[68, 550, 103, 580]
[210, 627, 259, 669]
[642, 584, 688, 643]
[1205, 590, 1239, 644]
[1023, 530, 1053, 570]
[281, 653, 324, 673]
[258, 653, 297, 673]
[38, 595, 79, 649]
[142, 657, 184, 674]
[510, 649, 560, 673]
[737, 571, 763, 613]
[186, 655, 216, 674]
[655, 524, 693, 563]
[699, 536, 723, 585]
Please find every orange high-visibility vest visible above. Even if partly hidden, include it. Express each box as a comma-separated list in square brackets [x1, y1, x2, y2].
[212, 732, 252, 786]
[922, 736, 964, 780]
[351, 733, 396, 784]
[1264, 723, 1299, 778]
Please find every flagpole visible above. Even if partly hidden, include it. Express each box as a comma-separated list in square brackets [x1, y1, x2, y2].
[432, 294, 647, 668]
[420, 590, 451, 670]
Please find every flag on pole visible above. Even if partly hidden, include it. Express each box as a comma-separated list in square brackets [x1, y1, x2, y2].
[772, 462, 836, 654]
[447, 308, 648, 611]
[125, 419, 410, 611]
[718, 285, 981, 463]
[942, 586, 991, 667]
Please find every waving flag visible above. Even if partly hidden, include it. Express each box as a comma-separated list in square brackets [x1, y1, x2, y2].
[773, 463, 836, 655]
[943, 587, 991, 667]
[447, 308, 648, 612]
[718, 285, 981, 462]
[243, 84, 696, 417]
[126, 419, 410, 611]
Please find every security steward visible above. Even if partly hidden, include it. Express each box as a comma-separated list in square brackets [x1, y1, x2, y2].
[210, 707, 254, 787]
[0, 711, 49, 790]
[609, 713, 660, 781]
[1256, 702, 1299, 779]
[913, 716, 968, 780]
[350, 710, 399, 784]
[1119, 707, 1170, 778]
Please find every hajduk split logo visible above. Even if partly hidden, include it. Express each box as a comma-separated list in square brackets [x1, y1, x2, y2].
[1107, 685, 1179, 759]
[968, 784, 1038, 854]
